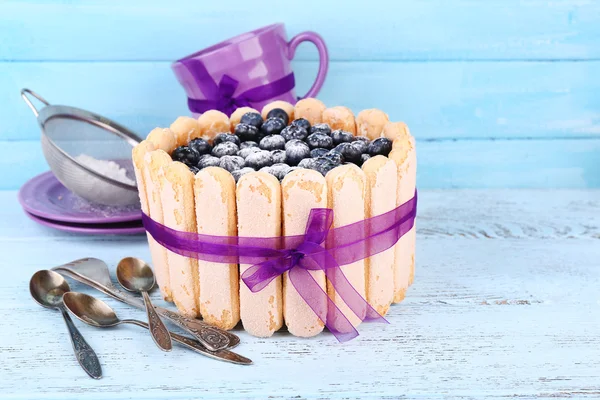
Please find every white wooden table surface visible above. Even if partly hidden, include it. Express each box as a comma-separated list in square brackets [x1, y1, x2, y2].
[1, 189, 599, 399]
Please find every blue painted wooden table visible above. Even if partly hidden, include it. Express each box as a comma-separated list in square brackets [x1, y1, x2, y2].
[1, 189, 599, 398]
[2, 0, 600, 398]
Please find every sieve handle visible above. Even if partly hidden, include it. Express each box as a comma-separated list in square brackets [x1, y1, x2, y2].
[21, 89, 50, 118]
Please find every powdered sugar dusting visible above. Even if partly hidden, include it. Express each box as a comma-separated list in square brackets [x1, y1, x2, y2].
[70, 195, 140, 217]
[75, 154, 135, 185]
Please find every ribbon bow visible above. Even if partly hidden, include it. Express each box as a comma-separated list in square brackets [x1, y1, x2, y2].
[241, 208, 388, 342]
[180, 58, 296, 115]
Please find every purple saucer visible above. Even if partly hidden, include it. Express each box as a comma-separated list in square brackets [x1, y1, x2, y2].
[18, 171, 142, 224]
[25, 211, 145, 235]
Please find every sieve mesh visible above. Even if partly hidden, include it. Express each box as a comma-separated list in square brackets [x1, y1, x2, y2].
[22, 89, 143, 206]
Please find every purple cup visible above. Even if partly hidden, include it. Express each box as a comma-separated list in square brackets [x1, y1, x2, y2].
[172, 23, 328, 117]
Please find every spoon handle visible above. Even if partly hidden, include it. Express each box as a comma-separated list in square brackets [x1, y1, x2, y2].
[141, 291, 172, 351]
[59, 307, 102, 379]
[121, 319, 252, 365]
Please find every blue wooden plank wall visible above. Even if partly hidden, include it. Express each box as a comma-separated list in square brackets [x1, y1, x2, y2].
[1, 0, 599, 189]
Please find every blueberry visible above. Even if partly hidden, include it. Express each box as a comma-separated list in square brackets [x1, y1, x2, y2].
[234, 123, 260, 142]
[306, 133, 333, 149]
[189, 166, 200, 175]
[368, 137, 393, 157]
[298, 158, 318, 169]
[335, 142, 362, 164]
[197, 154, 221, 169]
[172, 146, 200, 166]
[240, 112, 263, 129]
[352, 137, 369, 154]
[312, 157, 337, 176]
[219, 155, 245, 172]
[310, 123, 332, 136]
[269, 163, 292, 180]
[231, 167, 255, 182]
[285, 140, 311, 166]
[240, 141, 259, 149]
[331, 130, 354, 146]
[360, 153, 372, 165]
[260, 117, 287, 136]
[310, 148, 329, 158]
[211, 142, 239, 157]
[291, 118, 311, 132]
[285, 139, 304, 150]
[354, 136, 369, 143]
[271, 149, 287, 164]
[238, 146, 262, 159]
[280, 125, 308, 142]
[188, 138, 212, 155]
[213, 133, 240, 147]
[245, 150, 273, 170]
[259, 134, 286, 151]
[266, 108, 289, 125]
[323, 150, 344, 165]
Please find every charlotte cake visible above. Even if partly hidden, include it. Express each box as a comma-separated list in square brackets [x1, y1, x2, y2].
[133, 98, 417, 337]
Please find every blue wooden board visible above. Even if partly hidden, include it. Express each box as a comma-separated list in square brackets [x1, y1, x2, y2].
[1, 190, 599, 398]
[4, 138, 600, 190]
[3, 61, 600, 141]
[2, 0, 600, 61]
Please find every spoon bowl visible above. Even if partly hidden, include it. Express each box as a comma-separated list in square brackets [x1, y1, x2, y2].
[116, 257, 155, 292]
[29, 270, 103, 379]
[63, 291, 120, 327]
[30, 270, 71, 309]
[116, 257, 172, 351]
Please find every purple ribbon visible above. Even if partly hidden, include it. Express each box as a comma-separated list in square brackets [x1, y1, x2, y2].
[181, 58, 296, 115]
[142, 190, 417, 342]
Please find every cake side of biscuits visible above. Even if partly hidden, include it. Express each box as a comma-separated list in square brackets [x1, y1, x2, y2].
[133, 99, 417, 337]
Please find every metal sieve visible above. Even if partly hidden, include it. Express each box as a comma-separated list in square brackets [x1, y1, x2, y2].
[21, 89, 143, 206]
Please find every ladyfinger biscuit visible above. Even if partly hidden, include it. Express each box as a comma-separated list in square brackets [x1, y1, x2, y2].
[236, 172, 283, 337]
[325, 164, 367, 328]
[294, 98, 326, 125]
[322, 106, 356, 135]
[261, 101, 295, 122]
[132, 140, 155, 215]
[388, 135, 417, 301]
[194, 167, 240, 330]
[159, 161, 200, 317]
[197, 110, 230, 143]
[142, 149, 174, 301]
[361, 156, 397, 316]
[230, 107, 259, 131]
[133, 141, 175, 301]
[383, 121, 410, 142]
[281, 169, 327, 337]
[147, 127, 178, 153]
[356, 109, 389, 140]
[170, 117, 202, 147]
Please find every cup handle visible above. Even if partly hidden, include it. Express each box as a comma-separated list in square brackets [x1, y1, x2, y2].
[287, 31, 329, 99]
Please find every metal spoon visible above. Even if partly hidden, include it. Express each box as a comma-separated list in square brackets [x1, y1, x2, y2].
[116, 257, 172, 351]
[29, 270, 102, 379]
[52, 258, 236, 351]
[63, 292, 252, 365]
